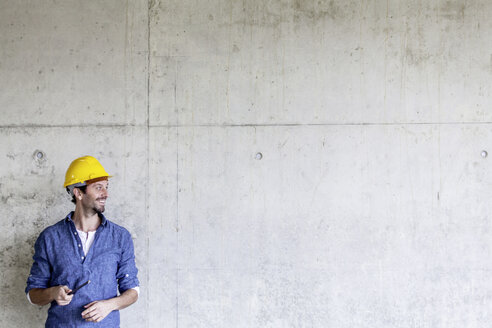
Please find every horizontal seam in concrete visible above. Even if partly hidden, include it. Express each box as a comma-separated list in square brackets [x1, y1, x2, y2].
[0, 124, 143, 128]
[151, 55, 198, 58]
[1, 122, 492, 128]
[149, 122, 492, 127]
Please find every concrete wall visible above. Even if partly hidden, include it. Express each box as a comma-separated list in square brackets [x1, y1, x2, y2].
[1, 0, 491, 327]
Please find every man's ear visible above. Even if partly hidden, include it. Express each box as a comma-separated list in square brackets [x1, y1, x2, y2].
[73, 188, 83, 201]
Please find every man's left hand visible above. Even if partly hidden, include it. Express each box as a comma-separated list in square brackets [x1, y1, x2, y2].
[81, 300, 115, 323]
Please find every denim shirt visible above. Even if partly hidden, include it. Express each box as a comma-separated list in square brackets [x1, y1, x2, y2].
[26, 212, 139, 327]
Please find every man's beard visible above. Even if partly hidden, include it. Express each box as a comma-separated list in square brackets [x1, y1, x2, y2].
[93, 206, 105, 214]
[93, 203, 105, 214]
[93, 198, 106, 214]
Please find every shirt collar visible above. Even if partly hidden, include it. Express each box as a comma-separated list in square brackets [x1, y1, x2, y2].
[65, 211, 108, 226]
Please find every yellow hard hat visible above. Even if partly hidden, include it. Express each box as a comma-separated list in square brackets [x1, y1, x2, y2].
[63, 156, 111, 188]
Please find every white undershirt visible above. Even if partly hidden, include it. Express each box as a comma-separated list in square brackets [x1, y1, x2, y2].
[76, 229, 96, 256]
[27, 229, 139, 304]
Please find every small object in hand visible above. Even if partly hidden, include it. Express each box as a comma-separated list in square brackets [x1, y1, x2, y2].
[68, 280, 91, 295]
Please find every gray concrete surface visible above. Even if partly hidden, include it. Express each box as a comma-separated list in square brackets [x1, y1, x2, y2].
[1, 0, 492, 327]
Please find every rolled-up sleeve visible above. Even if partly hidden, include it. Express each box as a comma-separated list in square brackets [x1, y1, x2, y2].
[25, 231, 52, 294]
[116, 231, 139, 293]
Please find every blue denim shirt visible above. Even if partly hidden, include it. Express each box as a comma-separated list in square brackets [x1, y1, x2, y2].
[26, 212, 139, 327]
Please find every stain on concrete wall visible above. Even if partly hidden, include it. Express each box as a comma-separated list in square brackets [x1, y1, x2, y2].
[1, 0, 492, 327]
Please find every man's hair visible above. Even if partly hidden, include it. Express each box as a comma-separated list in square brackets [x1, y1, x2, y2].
[68, 185, 87, 204]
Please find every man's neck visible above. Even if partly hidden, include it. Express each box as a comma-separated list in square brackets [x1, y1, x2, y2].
[72, 206, 101, 232]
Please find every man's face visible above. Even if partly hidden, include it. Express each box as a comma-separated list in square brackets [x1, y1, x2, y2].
[81, 179, 109, 214]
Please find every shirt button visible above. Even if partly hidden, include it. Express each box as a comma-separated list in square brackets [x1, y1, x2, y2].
[125, 274, 129, 277]
[81, 256, 85, 260]
[74, 232, 77, 235]
[78, 244, 81, 247]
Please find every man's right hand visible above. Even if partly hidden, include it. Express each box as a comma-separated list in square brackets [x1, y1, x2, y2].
[29, 285, 74, 306]
[50, 286, 73, 306]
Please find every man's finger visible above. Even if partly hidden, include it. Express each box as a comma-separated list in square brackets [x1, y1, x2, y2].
[83, 301, 97, 309]
[85, 312, 96, 319]
[83, 313, 95, 320]
[61, 286, 72, 294]
[81, 306, 97, 317]
[82, 304, 96, 314]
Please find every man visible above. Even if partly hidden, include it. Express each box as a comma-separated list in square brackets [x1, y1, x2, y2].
[26, 155, 139, 327]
